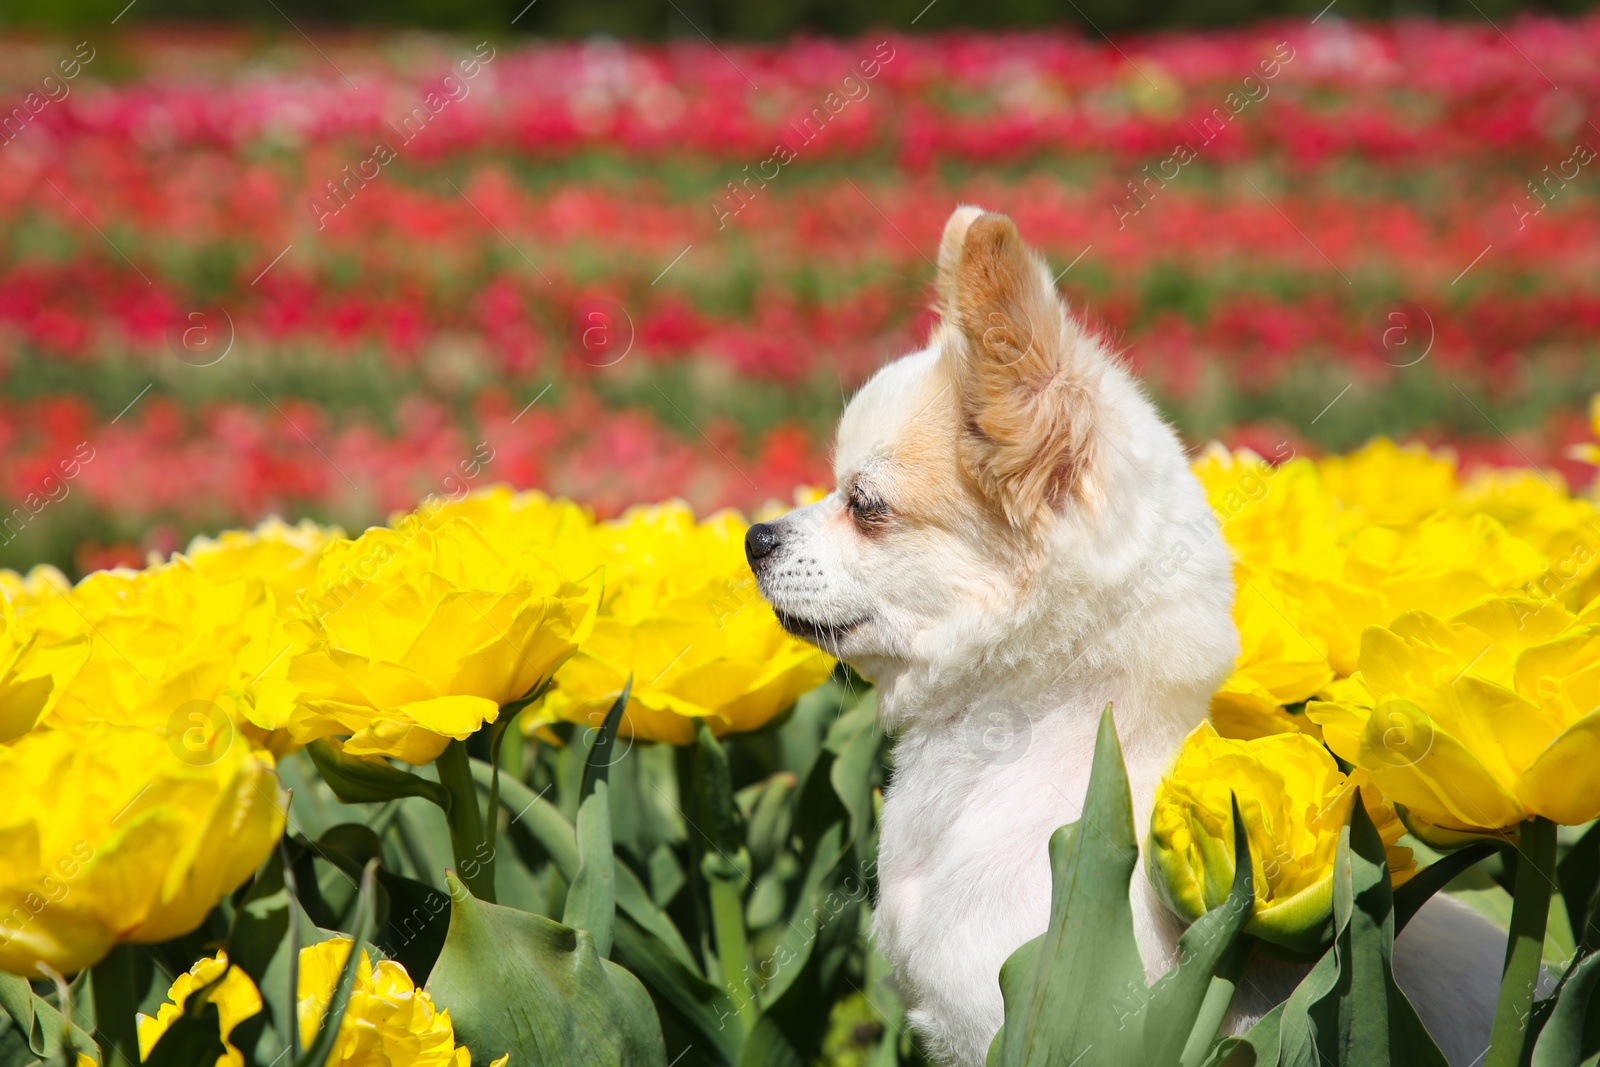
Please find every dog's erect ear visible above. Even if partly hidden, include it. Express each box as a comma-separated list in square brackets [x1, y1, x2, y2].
[945, 211, 1098, 531]
[935, 204, 985, 315]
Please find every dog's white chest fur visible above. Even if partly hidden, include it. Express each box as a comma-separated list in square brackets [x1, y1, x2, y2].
[870, 670, 1202, 1066]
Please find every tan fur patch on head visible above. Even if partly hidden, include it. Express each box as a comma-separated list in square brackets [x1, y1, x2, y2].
[943, 212, 1100, 534]
[882, 361, 972, 525]
[877, 350, 1042, 571]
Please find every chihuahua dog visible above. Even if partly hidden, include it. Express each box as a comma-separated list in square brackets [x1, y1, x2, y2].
[746, 207, 1506, 1065]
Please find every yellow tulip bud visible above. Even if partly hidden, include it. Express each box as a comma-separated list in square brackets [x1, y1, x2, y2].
[136, 951, 261, 1066]
[1148, 722, 1414, 953]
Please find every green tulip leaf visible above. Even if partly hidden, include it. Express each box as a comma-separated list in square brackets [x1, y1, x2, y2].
[563, 678, 631, 958]
[1557, 822, 1600, 958]
[1529, 949, 1600, 1067]
[738, 772, 796, 875]
[1201, 1003, 1284, 1067]
[476, 761, 701, 971]
[564, 779, 617, 959]
[220, 845, 303, 1065]
[989, 705, 1149, 1066]
[1392, 843, 1499, 933]
[1143, 793, 1256, 1067]
[426, 871, 666, 1067]
[294, 859, 380, 1067]
[735, 746, 862, 1067]
[611, 916, 741, 1066]
[824, 694, 883, 861]
[0, 971, 100, 1066]
[1274, 798, 1447, 1067]
[578, 676, 631, 804]
[692, 722, 756, 1033]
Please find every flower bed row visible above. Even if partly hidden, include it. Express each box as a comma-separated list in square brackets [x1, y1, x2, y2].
[3, 20, 1596, 166]
[3, 392, 1598, 578]
[6, 247, 1600, 386]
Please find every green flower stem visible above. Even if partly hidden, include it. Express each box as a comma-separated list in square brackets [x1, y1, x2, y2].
[436, 738, 496, 903]
[690, 721, 758, 1031]
[89, 943, 141, 1067]
[1179, 938, 1253, 1067]
[1485, 816, 1557, 1067]
[707, 870, 758, 1031]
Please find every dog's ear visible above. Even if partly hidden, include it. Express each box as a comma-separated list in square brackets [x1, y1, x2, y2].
[946, 211, 1098, 531]
[935, 204, 985, 316]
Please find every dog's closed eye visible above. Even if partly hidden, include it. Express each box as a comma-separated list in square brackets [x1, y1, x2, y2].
[846, 481, 890, 533]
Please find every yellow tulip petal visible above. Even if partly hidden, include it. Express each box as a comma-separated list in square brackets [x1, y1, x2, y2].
[397, 694, 501, 738]
[342, 719, 453, 765]
[1352, 700, 1526, 833]
[1517, 705, 1600, 825]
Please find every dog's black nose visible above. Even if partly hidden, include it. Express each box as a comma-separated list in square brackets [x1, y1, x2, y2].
[745, 522, 780, 563]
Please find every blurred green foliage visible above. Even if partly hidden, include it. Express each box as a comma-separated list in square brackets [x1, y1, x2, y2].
[1, 0, 1592, 37]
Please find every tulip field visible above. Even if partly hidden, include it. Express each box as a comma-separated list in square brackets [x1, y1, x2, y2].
[3, 18, 1600, 574]
[3, 12, 1600, 1067]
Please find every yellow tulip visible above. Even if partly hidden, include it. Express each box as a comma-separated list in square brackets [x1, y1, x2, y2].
[287, 517, 599, 763]
[1317, 438, 1459, 525]
[1147, 722, 1414, 952]
[1307, 596, 1600, 833]
[137, 939, 505, 1067]
[1453, 467, 1600, 612]
[1193, 441, 1555, 684]
[529, 502, 834, 745]
[1192, 445, 1341, 577]
[1283, 511, 1549, 677]
[1209, 567, 1331, 740]
[0, 721, 285, 977]
[397, 486, 600, 580]
[16, 558, 295, 757]
[183, 516, 345, 609]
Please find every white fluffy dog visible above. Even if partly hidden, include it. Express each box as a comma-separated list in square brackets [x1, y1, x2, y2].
[746, 206, 1507, 1066]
